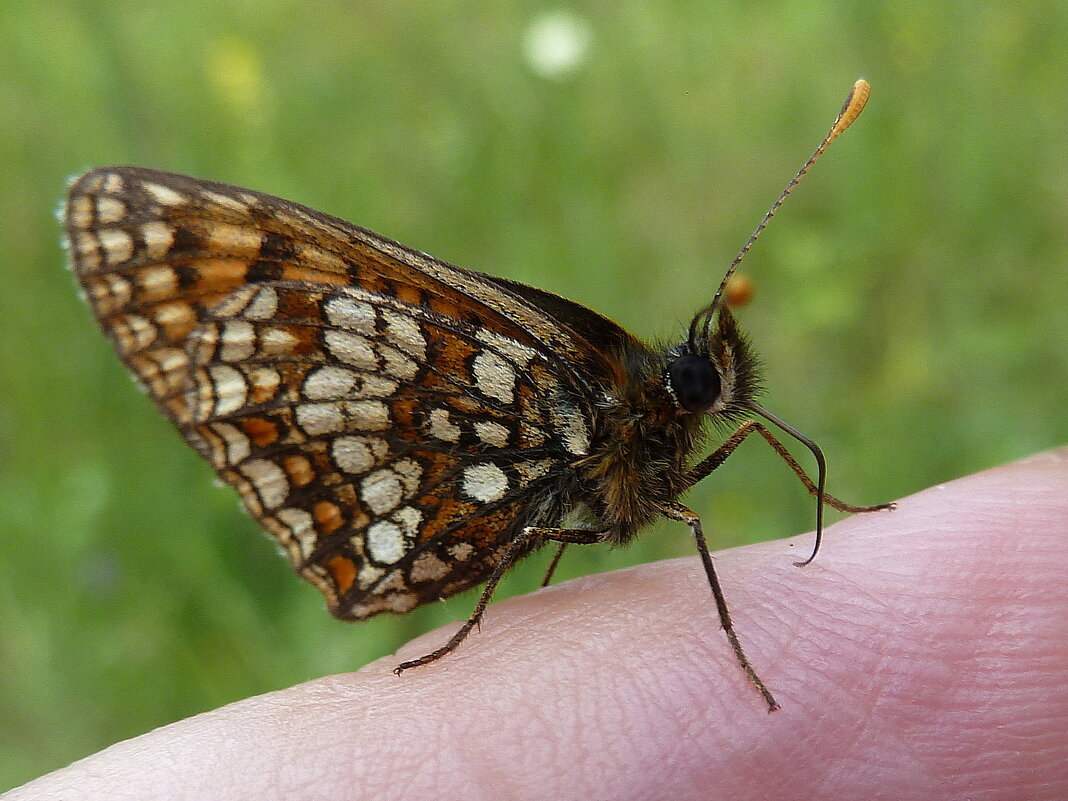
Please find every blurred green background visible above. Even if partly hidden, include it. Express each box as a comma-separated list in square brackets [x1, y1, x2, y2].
[2, 1, 1066, 789]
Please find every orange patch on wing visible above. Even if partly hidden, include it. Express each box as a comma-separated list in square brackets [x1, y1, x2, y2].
[281, 264, 349, 285]
[327, 555, 357, 594]
[178, 260, 255, 295]
[392, 283, 423, 307]
[241, 417, 279, 446]
[314, 500, 344, 535]
[284, 454, 315, 487]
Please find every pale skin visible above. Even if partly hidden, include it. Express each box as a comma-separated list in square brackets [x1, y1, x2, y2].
[6, 449, 1067, 801]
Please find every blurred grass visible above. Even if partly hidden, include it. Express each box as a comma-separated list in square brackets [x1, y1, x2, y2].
[2, 0, 1067, 789]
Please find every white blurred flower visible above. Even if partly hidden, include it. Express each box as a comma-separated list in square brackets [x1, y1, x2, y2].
[523, 11, 593, 80]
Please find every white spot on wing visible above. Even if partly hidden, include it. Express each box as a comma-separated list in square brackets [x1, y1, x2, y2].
[472, 349, 515, 403]
[136, 266, 179, 300]
[360, 375, 398, 397]
[142, 181, 186, 206]
[325, 296, 377, 334]
[248, 366, 281, 401]
[202, 189, 250, 211]
[98, 228, 134, 264]
[219, 321, 256, 362]
[394, 505, 422, 535]
[102, 173, 125, 193]
[153, 301, 194, 332]
[357, 563, 386, 589]
[380, 346, 418, 380]
[448, 542, 475, 561]
[115, 314, 156, 351]
[259, 327, 299, 355]
[474, 420, 510, 447]
[462, 463, 508, 503]
[392, 458, 423, 494]
[95, 195, 126, 224]
[427, 408, 461, 442]
[384, 592, 418, 613]
[475, 328, 537, 366]
[367, 521, 406, 564]
[296, 402, 341, 435]
[140, 221, 174, 259]
[349, 399, 390, 431]
[332, 435, 388, 473]
[88, 274, 132, 312]
[361, 469, 403, 515]
[209, 422, 251, 464]
[72, 231, 101, 270]
[276, 507, 316, 558]
[296, 400, 390, 435]
[67, 195, 93, 229]
[516, 459, 556, 486]
[244, 286, 279, 320]
[325, 330, 378, 370]
[381, 310, 426, 359]
[209, 364, 249, 415]
[304, 365, 359, 399]
[410, 551, 448, 583]
[551, 400, 591, 455]
[209, 223, 263, 251]
[240, 458, 289, 509]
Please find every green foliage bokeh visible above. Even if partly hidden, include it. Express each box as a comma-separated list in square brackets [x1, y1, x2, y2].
[2, 1, 1066, 788]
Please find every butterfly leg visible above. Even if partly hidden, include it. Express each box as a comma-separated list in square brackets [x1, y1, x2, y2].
[688, 420, 892, 514]
[528, 526, 606, 587]
[541, 544, 568, 587]
[394, 527, 604, 674]
[660, 500, 780, 713]
[394, 530, 535, 674]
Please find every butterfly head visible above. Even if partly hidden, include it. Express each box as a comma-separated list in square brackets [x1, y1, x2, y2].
[665, 305, 760, 421]
[671, 297, 837, 569]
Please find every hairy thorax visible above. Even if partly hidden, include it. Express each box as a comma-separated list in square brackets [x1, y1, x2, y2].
[579, 352, 705, 544]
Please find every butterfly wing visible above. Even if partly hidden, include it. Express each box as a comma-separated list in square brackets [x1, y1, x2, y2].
[64, 166, 644, 618]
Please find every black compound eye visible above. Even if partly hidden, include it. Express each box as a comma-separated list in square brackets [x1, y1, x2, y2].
[668, 353, 722, 414]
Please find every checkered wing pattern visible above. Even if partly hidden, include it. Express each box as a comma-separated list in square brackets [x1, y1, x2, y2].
[65, 167, 637, 619]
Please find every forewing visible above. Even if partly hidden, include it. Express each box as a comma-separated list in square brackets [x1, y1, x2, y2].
[64, 166, 616, 618]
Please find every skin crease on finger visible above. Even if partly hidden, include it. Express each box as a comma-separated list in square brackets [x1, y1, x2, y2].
[5, 449, 1067, 801]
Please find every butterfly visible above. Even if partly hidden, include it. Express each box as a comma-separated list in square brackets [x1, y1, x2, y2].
[63, 81, 885, 711]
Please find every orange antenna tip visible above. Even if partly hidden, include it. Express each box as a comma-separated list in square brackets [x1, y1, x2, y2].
[829, 79, 871, 142]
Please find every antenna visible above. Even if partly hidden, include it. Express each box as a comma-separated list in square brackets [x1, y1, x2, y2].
[687, 80, 873, 568]
[690, 79, 871, 346]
